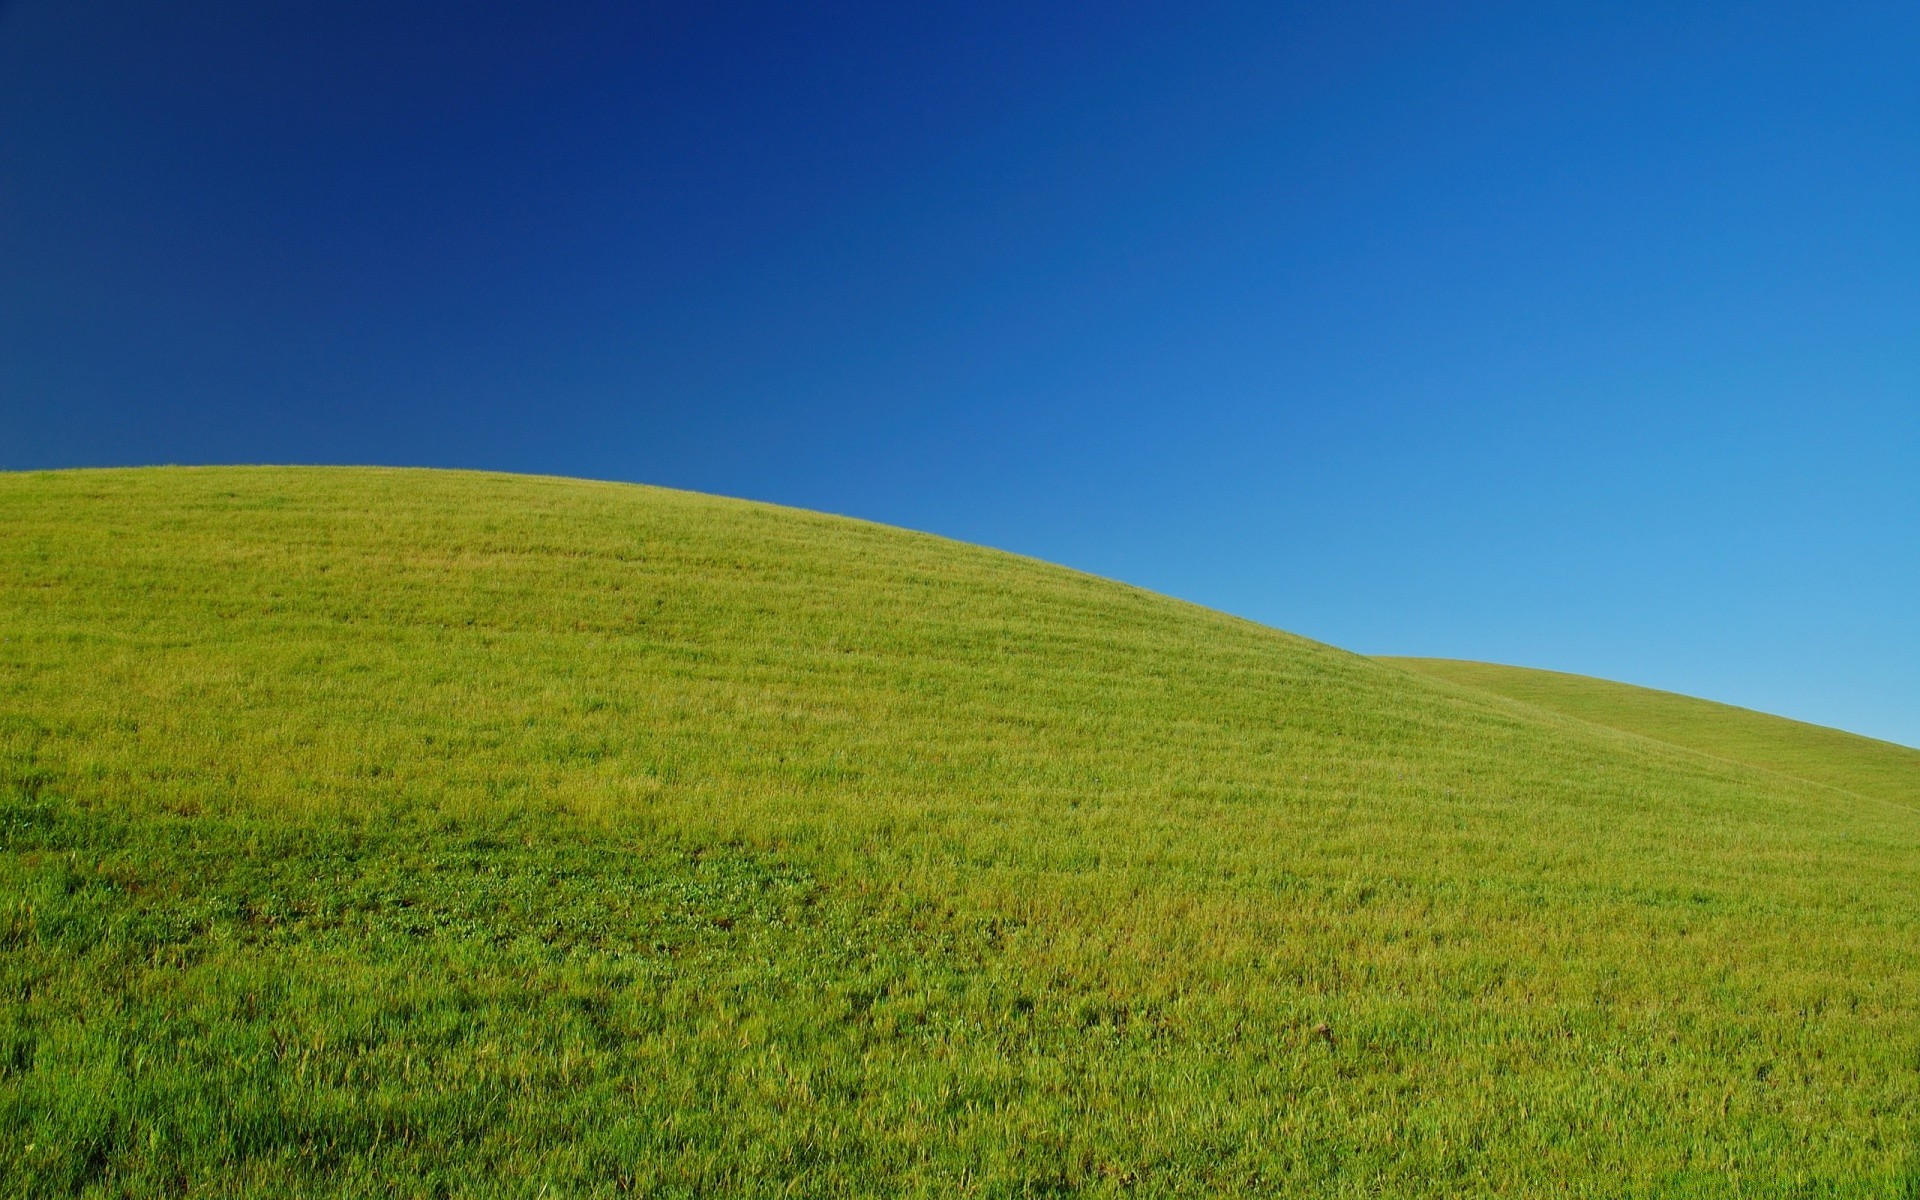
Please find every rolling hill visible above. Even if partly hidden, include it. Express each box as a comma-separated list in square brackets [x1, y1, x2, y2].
[2, 466, 1916, 1197]
[1382, 658, 1920, 813]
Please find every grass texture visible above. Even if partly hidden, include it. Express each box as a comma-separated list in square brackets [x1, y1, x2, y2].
[1381, 659, 1920, 813]
[2, 466, 1917, 1197]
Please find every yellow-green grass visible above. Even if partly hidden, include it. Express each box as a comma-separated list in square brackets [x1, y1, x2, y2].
[1382, 659, 1920, 812]
[1, 466, 1917, 1197]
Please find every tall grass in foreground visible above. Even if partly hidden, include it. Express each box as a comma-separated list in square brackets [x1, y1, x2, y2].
[2, 466, 1917, 1196]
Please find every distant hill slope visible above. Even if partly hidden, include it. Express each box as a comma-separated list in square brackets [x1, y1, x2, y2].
[1382, 658, 1920, 811]
[2, 467, 1917, 1196]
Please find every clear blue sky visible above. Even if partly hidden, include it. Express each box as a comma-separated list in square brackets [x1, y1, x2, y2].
[3, 1, 1916, 747]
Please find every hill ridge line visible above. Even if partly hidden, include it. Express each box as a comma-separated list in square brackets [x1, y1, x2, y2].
[1383, 659, 1920, 823]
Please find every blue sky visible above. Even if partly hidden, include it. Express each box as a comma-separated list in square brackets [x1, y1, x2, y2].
[3, 1, 1916, 746]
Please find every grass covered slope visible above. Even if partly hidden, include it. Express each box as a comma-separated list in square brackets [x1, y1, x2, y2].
[1383, 658, 1920, 811]
[2, 466, 1918, 1197]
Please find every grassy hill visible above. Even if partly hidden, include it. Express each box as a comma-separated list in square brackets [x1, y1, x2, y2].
[2, 466, 1916, 1197]
[1382, 658, 1920, 812]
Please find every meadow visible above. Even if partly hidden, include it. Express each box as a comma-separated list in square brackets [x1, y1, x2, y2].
[1384, 658, 1920, 813]
[2, 466, 1916, 1197]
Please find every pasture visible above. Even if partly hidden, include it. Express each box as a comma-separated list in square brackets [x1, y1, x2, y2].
[2, 467, 1915, 1196]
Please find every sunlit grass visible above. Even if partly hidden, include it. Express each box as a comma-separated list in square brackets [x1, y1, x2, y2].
[1383, 657, 1920, 811]
[2, 466, 1917, 1196]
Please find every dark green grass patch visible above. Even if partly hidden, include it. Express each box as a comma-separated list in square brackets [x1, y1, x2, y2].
[0, 796, 1021, 1197]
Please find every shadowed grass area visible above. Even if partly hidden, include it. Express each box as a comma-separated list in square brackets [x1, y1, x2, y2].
[1382, 658, 1920, 811]
[2, 466, 1918, 1196]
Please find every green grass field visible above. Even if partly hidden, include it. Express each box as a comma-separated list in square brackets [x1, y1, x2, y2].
[2, 466, 1916, 1197]
[1382, 659, 1920, 814]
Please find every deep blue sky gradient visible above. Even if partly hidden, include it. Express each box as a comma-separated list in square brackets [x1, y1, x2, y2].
[4, 1, 1917, 745]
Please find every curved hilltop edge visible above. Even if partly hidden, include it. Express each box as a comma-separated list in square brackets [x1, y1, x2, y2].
[1381, 657, 1920, 809]
[3, 465, 1919, 1194]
